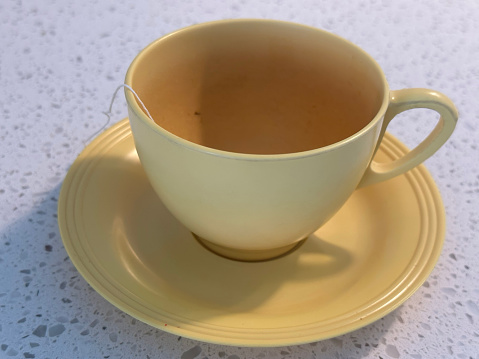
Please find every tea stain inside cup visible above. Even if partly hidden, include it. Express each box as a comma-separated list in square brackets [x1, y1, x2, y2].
[130, 22, 384, 154]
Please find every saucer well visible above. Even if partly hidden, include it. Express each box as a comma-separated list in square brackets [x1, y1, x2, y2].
[58, 119, 445, 347]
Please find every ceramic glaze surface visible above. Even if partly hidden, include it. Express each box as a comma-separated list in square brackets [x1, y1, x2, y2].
[125, 20, 456, 260]
[128, 105, 380, 253]
[58, 120, 446, 346]
[1, 1, 478, 358]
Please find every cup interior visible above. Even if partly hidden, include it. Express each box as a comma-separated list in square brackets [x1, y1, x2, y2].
[127, 20, 386, 155]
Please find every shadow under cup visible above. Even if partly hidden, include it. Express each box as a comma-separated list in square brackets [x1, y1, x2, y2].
[128, 21, 385, 155]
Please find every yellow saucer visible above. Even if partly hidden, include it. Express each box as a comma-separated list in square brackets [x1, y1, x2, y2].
[58, 119, 445, 347]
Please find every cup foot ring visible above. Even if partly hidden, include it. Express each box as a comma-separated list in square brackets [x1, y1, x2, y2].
[192, 233, 307, 262]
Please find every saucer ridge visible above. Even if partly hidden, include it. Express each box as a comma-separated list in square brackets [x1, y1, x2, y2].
[58, 118, 445, 346]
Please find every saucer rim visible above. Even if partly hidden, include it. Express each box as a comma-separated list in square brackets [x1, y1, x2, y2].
[58, 118, 445, 346]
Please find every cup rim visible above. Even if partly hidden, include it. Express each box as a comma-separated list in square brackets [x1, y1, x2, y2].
[125, 18, 390, 161]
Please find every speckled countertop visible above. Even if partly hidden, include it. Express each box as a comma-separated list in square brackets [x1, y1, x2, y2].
[1, 0, 478, 358]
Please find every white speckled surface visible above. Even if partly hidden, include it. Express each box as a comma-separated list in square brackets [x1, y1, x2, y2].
[1, 0, 478, 358]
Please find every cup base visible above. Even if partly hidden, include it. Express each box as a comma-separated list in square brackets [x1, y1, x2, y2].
[192, 233, 307, 262]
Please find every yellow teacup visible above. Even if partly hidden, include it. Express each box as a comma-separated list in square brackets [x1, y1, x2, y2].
[125, 19, 457, 261]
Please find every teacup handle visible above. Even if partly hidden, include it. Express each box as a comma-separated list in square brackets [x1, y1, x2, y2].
[358, 88, 458, 188]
